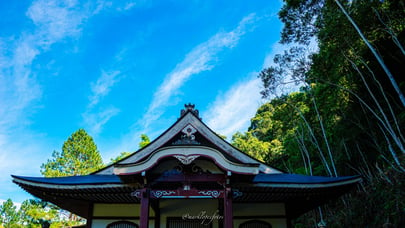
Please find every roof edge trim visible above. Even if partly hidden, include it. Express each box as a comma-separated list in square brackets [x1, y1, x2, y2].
[251, 176, 362, 188]
[114, 146, 260, 175]
[12, 177, 132, 190]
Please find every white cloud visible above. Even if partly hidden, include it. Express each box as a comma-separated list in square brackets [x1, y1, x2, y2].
[203, 77, 263, 139]
[0, 0, 108, 203]
[141, 13, 258, 128]
[0, 131, 51, 203]
[26, 0, 86, 46]
[0, 0, 144, 204]
[0, 0, 135, 140]
[0, 0, 94, 131]
[82, 48, 128, 136]
[118, 2, 137, 11]
[1, 0, 96, 123]
[89, 70, 122, 108]
[92, 1, 141, 14]
[82, 107, 120, 135]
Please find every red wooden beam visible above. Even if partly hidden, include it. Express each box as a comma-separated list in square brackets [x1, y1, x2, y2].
[153, 173, 226, 183]
[224, 187, 233, 228]
[139, 188, 150, 228]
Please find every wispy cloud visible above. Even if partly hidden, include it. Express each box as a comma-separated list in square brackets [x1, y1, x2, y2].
[0, 0, 95, 132]
[0, 130, 52, 202]
[82, 107, 120, 135]
[92, 0, 140, 14]
[88, 70, 122, 108]
[82, 48, 128, 136]
[203, 34, 316, 140]
[203, 76, 263, 139]
[141, 13, 258, 128]
[27, 0, 88, 46]
[117, 2, 137, 11]
[1, 0, 139, 125]
[0, 0, 111, 202]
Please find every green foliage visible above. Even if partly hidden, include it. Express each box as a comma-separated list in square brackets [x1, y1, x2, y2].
[139, 134, 150, 149]
[40, 129, 103, 177]
[18, 199, 58, 228]
[0, 199, 19, 227]
[0, 199, 84, 227]
[252, 0, 405, 226]
[233, 132, 272, 162]
[110, 151, 131, 163]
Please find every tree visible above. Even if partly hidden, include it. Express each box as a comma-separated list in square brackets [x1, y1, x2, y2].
[334, 0, 405, 107]
[232, 132, 284, 165]
[254, 0, 405, 226]
[0, 198, 82, 228]
[18, 199, 59, 228]
[0, 199, 19, 228]
[39, 129, 101, 225]
[40, 129, 103, 177]
[110, 152, 131, 163]
[139, 134, 150, 149]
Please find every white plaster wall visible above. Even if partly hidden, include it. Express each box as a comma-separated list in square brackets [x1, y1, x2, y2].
[93, 203, 153, 217]
[91, 201, 287, 228]
[160, 199, 221, 228]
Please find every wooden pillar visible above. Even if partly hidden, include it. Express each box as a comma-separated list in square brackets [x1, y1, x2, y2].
[140, 188, 150, 228]
[86, 203, 93, 228]
[224, 187, 233, 228]
[151, 200, 160, 228]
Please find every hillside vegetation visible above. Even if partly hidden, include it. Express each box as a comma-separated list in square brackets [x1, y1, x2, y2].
[232, 0, 405, 227]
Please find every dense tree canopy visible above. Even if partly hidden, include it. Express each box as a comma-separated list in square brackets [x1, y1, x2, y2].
[40, 129, 104, 177]
[0, 199, 81, 228]
[0, 199, 19, 227]
[5, 131, 152, 227]
[233, 0, 404, 226]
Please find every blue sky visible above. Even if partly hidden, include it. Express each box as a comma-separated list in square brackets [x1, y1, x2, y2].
[0, 0, 285, 204]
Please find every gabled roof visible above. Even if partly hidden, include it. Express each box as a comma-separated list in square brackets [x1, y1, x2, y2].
[11, 104, 361, 219]
[96, 104, 282, 175]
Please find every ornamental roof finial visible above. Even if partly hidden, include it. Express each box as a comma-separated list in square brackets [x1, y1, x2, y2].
[180, 103, 200, 118]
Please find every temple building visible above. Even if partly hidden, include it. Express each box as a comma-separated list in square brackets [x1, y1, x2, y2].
[12, 104, 361, 228]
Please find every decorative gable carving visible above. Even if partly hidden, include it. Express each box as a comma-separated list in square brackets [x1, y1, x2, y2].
[173, 154, 200, 165]
[172, 124, 200, 145]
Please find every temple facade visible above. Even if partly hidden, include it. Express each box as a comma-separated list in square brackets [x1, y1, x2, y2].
[12, 104, 361, 228]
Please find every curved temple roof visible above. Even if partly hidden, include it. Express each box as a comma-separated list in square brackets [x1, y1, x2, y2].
[12, 173, 361, 219]
[12, 173, 360, 187]
[11, 104, 361, 219]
